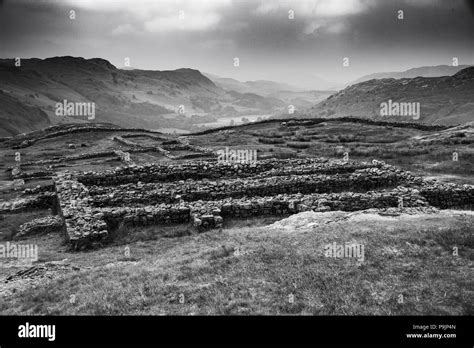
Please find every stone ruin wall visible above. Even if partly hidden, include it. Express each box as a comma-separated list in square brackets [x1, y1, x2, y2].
[9, 124, 165, 149]
[100, 187, 430, 232]
[76, 158, 384, 186]
[9, 158, 474, 251]
[112, 135, 215, 161]
[53, 174, 109, 250]
[50, 159, 474, 249]
[87, 166, 421, 207]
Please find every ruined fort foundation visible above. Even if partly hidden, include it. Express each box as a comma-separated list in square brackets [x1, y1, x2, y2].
[6, 157, 471, 251]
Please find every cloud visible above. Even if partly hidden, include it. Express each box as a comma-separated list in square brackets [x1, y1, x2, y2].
[62, 0, 231, 32]
[256, 0, 374, 17]
[144, 12, 221, 32]
[111, 23, 139, 35]
[402, 0, 443, 6]
[255, 0, 374, 36]
[303, 19, 347, 35]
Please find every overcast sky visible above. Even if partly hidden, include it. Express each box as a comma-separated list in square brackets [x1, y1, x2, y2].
[1, 0, 473, 89]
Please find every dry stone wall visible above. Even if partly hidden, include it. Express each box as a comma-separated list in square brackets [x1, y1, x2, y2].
[46, 157, 474, 250]
[189, 116, 450, 136]
[14, 216, 63, 240]
[121, 133, 167, 141]
[20, 151, 118, 166]
[9, 124, 164, 149]
[113, 135, 214, 160]
[419, 183, 474, 209]
[12, 169, 54, 181]
[88, 165, 420, 207]
[101, 205, 191, 228]
[76, 158, 384, 186]
[22, 183, 55, 195]
[54, 174, 109, 250]
[0, 192, 56, 214]
[99, 187, 429, 232]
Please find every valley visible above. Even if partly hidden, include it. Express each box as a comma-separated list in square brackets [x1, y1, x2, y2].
[0, 57, 332, 137]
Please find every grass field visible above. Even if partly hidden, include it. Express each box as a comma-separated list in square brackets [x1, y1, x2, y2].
[1, 210, 472, 315]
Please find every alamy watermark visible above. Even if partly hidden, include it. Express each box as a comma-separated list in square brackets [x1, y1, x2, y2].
[18, 322, 55, 341]
[380, 100, 420, 120]
[0, 242, 38, 263]
[55, 99, 95, 120]
[217, 147, 257, 164]
[324, 242, 365, 262]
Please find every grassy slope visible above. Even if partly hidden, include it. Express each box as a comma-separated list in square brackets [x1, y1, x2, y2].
[188, 120, 474, 184]
[1, 211, 472, 315]
[308, 67, 474, 125]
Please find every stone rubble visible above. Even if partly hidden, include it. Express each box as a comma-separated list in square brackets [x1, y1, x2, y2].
[14, 215, 64, 240]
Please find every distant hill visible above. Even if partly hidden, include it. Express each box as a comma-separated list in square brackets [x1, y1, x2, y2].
[309, 66, 474, 125]
[351, 65, 471, 85]
[203, 73, 302, 95]
[0, 57, 287, 136]
[267, 90, 335, 109]
[204, 73, 334, 110]
[0, 89, 50, 137]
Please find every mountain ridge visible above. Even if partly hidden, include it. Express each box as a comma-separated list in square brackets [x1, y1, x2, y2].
[351, 64, 472, 85]
[308, 66, 474, 126]
[0, 56, 287, 136]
